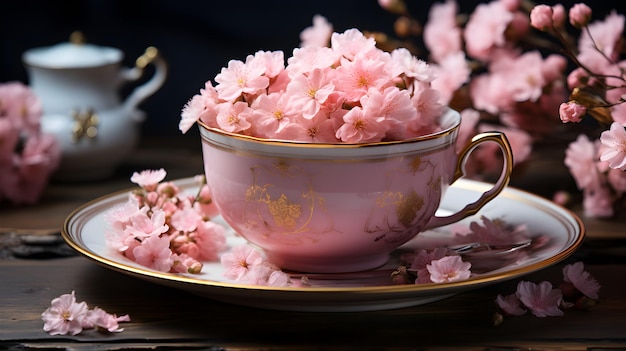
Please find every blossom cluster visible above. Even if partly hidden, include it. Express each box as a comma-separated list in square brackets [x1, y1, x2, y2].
[375, 0, 626, 216]
[41, 291, 130, 336]
[180, 27, 445, 143]
[528, 3, 626, 218]
[494, 261, 601, 324]
[104, 169, 227, 274]
[374, 0, 573, 178]
[0, 81, 60, 204]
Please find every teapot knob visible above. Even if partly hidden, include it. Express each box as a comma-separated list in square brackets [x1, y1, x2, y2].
[69, 31, 86, 45]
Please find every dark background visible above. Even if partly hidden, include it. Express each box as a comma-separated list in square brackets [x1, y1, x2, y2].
[1, 0, 622, 147]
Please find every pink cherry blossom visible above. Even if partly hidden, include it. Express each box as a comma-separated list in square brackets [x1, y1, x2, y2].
[250, 50, 285, 79]
[600, 122, 626, 170]
[431, 52, 471, 105]
[170, 205, 203, 232]
[246, 263, 291, 287]
[463, 1, 513, 61]
[132, 234, 174, 272]
[569, 3, 592, 28]
[423, 0, 462, 63]
[516, 280, 564, 317]
[180, 82, 220, 133]
[390, 48, 435, 83]
[427, 255, 472, 283]
[582, 185, 614, 218]
[221, 244, 265, 280]
[562, 262, 601, 299]
[125, 208, 169, 239]
[0, 81, 42, 133]
[286, 45, 339, 77]
[130, 168, 167, 190]
[330, 28, 378, 61]
[495, 293, 527, 316]
[564, 134, 603, 190]
[335, 106, 387, 143]
[249, 92, 297, 139]
[300, 15, 333, 48]
[215, 101, 253, 133]
[84, 307, 130, 333]
[559, 101, 587, 123]
[333, 54, 390, 103]
[577, 11, 625, 68]
[42, 292, 130, 336]
[286, 68, 334, 119]
[408, 247, 458, 284]
[41, 291, 89, 336]
[214, 56, 270, 101]
[190, 221, 227, 261]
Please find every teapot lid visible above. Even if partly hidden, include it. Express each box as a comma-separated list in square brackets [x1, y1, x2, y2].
[22, 31, 123, 68]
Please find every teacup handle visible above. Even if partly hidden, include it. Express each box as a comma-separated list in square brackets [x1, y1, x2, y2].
[425, 131, 513, 230]
[121, 47, 168, 122]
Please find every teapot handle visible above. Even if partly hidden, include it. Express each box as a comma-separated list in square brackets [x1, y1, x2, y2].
[121, 47, 167, 122]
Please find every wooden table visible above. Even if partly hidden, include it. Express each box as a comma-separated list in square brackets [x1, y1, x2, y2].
[1, 139, 625, 350]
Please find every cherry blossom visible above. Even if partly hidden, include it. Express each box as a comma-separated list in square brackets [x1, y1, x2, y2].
[562, 262, 601, 300]
[423, 0, 462, 63]
[41, 291, 89, 336]
[221, 244, 265, 281]
[130, 168, 167, 190]
[516, 280, 564, 317]
[564, 134, 603, 191]
[495, 293, 527, 316]
[42, 291, 130, 336]
[105, 170, 227, 273]
[462, 1, 513, 62]
[0, 81, 60, 205]
[84, 307, 130, 333]
[181, 24, 443, 143]
[600, 122, 626, 170]
[214, 56, 270, 101]
[300, 14, 333, 47]
[426, 255, 472, 283]
[132, 234, 174, 272]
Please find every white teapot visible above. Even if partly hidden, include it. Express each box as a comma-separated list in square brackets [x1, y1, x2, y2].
[22, 32, 167, 181]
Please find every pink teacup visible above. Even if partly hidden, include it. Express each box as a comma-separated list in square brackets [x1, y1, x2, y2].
[199, 109, 513, 273]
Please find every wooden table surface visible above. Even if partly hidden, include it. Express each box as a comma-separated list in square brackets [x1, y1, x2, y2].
[1, 139, 625, 350]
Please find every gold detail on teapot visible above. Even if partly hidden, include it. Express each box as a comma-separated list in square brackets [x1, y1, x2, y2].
[71, 109, 99, 142]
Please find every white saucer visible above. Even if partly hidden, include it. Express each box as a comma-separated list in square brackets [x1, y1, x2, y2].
[62, 178, 584, 312]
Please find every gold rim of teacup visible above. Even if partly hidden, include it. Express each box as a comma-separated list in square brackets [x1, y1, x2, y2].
[197, 108, 460, 149]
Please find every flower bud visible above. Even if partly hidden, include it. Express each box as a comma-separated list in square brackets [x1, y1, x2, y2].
[551, 4, 566, 28]
[569, 3, 592, 28]
[530, 5, 554, 31]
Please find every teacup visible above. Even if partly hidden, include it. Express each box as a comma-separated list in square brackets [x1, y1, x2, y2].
[199, 108, 513, 273]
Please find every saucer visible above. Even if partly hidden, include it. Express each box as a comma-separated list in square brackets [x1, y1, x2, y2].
[62, 178, 584, 312]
